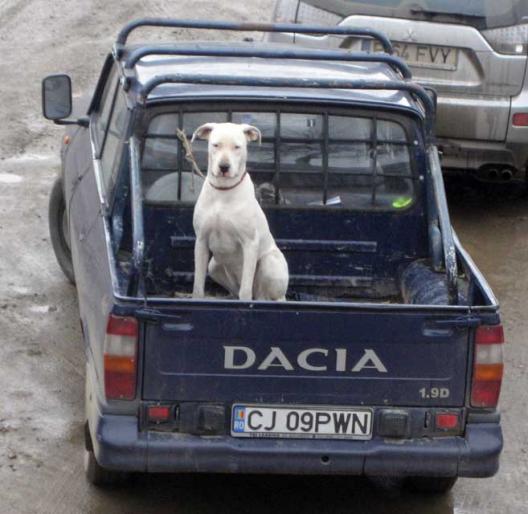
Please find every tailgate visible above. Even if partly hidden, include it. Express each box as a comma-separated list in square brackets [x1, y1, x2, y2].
[140, 306, 471, 407]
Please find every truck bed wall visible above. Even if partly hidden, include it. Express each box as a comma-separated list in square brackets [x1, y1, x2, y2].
[120, 203, 430, 300]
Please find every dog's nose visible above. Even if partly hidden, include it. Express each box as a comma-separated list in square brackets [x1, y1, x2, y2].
[219, 164, 230, 175]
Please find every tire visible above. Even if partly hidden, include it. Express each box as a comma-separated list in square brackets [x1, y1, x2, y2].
[48, 177, 75, 284]
[404, 476, 458, 494]
[83, 424, 129, 486]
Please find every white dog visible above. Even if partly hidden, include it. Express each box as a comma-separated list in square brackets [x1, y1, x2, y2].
[191, 122, 289, 301]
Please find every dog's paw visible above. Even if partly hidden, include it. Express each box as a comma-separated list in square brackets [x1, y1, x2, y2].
[238, 290, 253, 302]
[192, 289, 205, 299]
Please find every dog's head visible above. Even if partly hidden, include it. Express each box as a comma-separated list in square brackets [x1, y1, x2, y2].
[192, 122, 261, 180]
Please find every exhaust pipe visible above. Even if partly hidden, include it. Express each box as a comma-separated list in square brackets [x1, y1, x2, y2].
[477, 165, 516, 182]
[487, 168, 499, 180]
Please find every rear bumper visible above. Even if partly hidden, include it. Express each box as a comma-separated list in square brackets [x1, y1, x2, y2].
[435, 88, 528, 175]
[92, 413, 502, 478]
[437, 138, 528, 177]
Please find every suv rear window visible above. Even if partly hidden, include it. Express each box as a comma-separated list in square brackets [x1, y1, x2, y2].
[307, 1, 527, 29]
[141, 106, 417, 211]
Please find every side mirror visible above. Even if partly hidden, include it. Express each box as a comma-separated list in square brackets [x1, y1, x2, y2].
[42, 74, 72, 120]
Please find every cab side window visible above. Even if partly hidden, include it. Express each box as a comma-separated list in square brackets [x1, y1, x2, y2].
[101, 90, 128, 194]
[94, 66, 119, 152]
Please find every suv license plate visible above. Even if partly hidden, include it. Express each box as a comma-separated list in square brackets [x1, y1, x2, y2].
[231, 405, 373, 440]
[372, 41, 459, 71]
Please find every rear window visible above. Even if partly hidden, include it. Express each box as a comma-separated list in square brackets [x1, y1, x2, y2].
[141, 107, 418, 211]
[306, 0, 527, 29]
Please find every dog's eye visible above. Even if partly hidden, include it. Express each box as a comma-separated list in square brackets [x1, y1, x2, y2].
[234, 145, 241, 150]
[212, 143, 219, 148]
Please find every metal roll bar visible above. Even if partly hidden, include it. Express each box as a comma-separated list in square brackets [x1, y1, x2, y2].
[123, 45, 412, 79]
[115, 18, 393, 53]
[136, 74, 435, 136]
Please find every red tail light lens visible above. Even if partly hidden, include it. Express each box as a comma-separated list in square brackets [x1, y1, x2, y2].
[475, 325, 504, 345]
[471, 325, 504, 408]
[435, 413, 459, 430]
[104, 315, 138, 400]
[513, 113, 528, 127]
[147, 405, 171, 423]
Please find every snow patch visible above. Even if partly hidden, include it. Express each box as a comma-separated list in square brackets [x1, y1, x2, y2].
[12, 286, 30, 295]
[4, 153, 56, 163]
[30, 305, 51, 314]
[0, 173, 23, 184]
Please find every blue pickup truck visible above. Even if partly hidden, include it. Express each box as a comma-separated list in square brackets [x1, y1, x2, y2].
[42, 19, 504, 493]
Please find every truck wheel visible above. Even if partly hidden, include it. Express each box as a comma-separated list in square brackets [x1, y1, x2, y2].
[48, 177, 75, 284]
[83, 425, 129, 487]
[404, 476, 457, 494]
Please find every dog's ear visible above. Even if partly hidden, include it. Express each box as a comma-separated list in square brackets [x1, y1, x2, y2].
[192, 123, 216, 142]
[242, 125, 262, 145]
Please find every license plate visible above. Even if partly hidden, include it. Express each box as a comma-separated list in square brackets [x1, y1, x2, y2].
[231, 405, 373, 440]
[372, 41, 458, 71]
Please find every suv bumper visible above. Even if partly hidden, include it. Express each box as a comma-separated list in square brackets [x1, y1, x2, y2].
[436, 87, 528, 178]
[92, 413, 503, 477]
[438, 138, 528, 179]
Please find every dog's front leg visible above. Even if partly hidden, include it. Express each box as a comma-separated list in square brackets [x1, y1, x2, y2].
[239, 241, 258, 301]
[193, 237, 209, 298]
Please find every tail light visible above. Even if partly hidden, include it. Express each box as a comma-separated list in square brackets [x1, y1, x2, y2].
[104, 314, 138, 400]
[471, 325, 504, 408]
[435, 412, 459, 430]
[482, 23, 528, 55]
[147, 405, 172, 423]
[512, 113, 528, 127]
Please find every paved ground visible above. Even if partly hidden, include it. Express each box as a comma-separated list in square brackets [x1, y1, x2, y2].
[0, 1, 527, 513]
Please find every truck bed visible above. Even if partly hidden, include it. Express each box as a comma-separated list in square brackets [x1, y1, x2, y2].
[114, 201, 470, 305]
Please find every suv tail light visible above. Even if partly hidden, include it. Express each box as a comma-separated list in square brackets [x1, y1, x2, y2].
[471, 325, 504, 408]
[512, 113, 528, 127]
[104, 314, 138, 400]
[482, 23, 528, 55]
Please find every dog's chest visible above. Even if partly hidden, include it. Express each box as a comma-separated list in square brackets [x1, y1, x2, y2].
[208, 220, 240, 253]
[204, 206, 253, 256]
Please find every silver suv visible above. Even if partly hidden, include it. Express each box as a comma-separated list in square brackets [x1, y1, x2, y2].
[269, 1, 528, 182]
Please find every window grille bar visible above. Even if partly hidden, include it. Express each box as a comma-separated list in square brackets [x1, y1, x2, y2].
[370, 117, 379, 206]
[177, 109, 184, 201]
[274, 110, 281, 205]
[322, 113, 330, 205]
